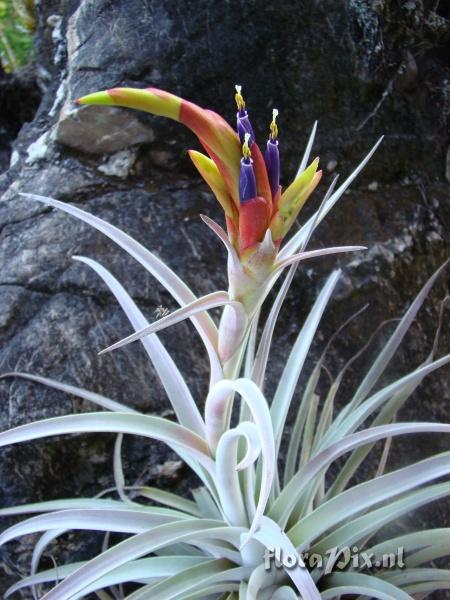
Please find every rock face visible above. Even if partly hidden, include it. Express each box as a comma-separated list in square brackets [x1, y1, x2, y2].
[0, 0, 449, 596]
[0, 66, 40, 172]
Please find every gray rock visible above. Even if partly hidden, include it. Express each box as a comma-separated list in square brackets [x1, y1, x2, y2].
[446, 145, 450, 183]
[54, 102, 156, 154]
[97, 148, 137, 178]
[0, 65, 41, 172]
[0, 0, 449, 597]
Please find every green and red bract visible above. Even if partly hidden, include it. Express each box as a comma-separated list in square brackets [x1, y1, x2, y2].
[76, 85, 321, 260]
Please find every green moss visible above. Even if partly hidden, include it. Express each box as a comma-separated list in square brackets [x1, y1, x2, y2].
[0, 0, 35, 73]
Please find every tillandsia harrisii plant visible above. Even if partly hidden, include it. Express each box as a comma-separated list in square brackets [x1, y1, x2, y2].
[0, 83, 449, 600]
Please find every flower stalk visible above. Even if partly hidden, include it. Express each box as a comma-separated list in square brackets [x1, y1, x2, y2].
[76, 86, 322, 375]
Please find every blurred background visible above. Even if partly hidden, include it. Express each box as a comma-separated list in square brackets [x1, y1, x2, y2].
[0, 1, 34, 73]
[0, 1, 449, 597]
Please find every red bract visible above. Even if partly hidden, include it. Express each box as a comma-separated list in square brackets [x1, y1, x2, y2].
[76, 86, 321, 257]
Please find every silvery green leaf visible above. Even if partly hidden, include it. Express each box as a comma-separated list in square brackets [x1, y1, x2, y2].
[272, 245, 366, 276]
[383, 568, 450, 588]
[282, 274, 364, 495]
[289, 451, 450, 548]
[205, 378, 275, 541]
[192, 487, 222, 520]
[244, 311, 259, 378]
[113, 433, 128, 502]
[252, 264, 297, 389]
[31, 529, 66, 592]
[407, 543, 450, 567]
[19, 193, 223, 383]
[253, 516, 321, 599]
[366, 528, 450, 563]
[239, 581, 249, 599]
[174, 583, 240, 600]
[283, 365, 320, 486]
[323, 354, 450, 446]
[0, 371, 138, 413]
[0, 412, 214, 472]
[321, 572, 412, 600]
[270, 270, 340, 455]
[99, 290, 232, 355]
[234, 422, 262, 471]
[123, 558, 251, 600]
[280, 137, 383, 260]
[7, 556, 206, 598]
[312, 482, 450, 556]
[0, 497, 135, 516]
[271, 586, 298, 600]
[327, 366, 428, 498]
[74, 256, 204, 436]
[296, 120, 318, 177]
[310, 303, 370, 454]
[270, 422, 450, 527]
[133, 486, 200, 516]
[39, 520, 242, 600]
[6, 561, 85, 598]
[253, 176, 339, 393]
[404, 581, 450, 595]
[215, 422, 260, 526]
[247, 565, 276, 600]
[299, 393, 319, 470]
[0, 507, 192, 547]
[338, 259, 448, 420]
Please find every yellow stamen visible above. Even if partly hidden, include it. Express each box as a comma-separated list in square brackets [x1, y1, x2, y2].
[235, 84, 245, 112]
[242, 132, 252, 160]
[270, 108, 279, 140]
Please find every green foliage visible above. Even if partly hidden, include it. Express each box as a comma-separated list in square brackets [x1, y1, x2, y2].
[0, 0, 35, 73]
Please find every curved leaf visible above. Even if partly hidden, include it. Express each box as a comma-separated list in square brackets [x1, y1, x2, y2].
[270, 270, 341, 455]
[123, 558, 251, 600]
[322, 354, 450, 447]
[312, 482, 450, 556]
[99, 291, 231, 355]
[289, 451, 450, 548]
[39, 519, 243, 600]
[321, 572, 412, 600]
[0, 497, 137, 517]
[270, 422, 450, 527]
[0, 371, 138, 413]
[215, 422, 261, 527]
[19, 193, 223, 384]
[74, 256, 204, 436]
[279, 138, 383, 260]
[0, 507, 193, 548]
[254, 516, 321, 599]
[205, 378, 275, 542]
[6, 556, 207, 598]
[296, 120, 318, 178]
[337, 259, 448, 421]
[0, 412, 214, 472]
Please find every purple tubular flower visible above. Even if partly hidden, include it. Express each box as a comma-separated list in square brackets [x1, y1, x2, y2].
[237, 110, 256, 145]
[239, 157, 257, 202]
[264, 138, 280, 198]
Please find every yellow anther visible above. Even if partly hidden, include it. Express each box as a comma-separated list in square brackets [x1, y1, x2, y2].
[242, 132, 252, 160]
[235, 84, 245, 111]
[270, 108, 279, 140]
